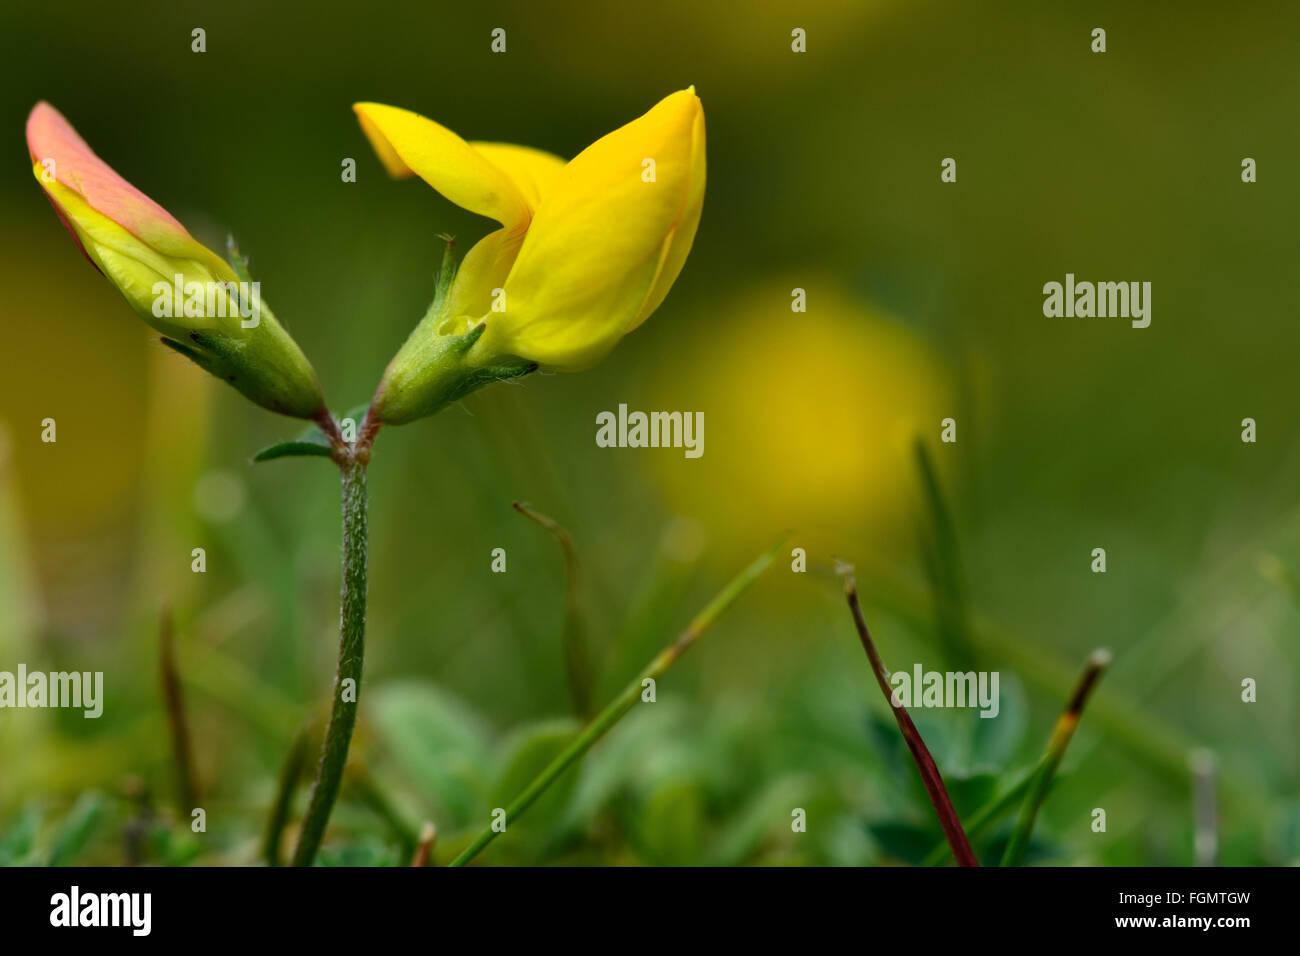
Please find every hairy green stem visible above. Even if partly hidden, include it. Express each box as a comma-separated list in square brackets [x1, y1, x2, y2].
[449, 538, 785, 867]
[292, 457, 368, 866]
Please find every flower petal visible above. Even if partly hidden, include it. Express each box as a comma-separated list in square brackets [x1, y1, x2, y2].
[39, 175, 224, 335]
[627, 97, 706, 331]
[353, 102, 532, 231]
[442, 228, 525, 331]
[485, 89, 705, 370]
[467, 142, 567, 211]
[26, 102, 217, 266]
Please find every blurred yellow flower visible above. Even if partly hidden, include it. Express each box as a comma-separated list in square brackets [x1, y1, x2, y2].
[655, 282, 955, 553]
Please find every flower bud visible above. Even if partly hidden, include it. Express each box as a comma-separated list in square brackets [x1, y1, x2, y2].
[27, 102, 326, 420]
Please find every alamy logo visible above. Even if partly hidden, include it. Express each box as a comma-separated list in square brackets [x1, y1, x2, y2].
[152, 274, 261, 328]
[50, 886, 151, 936]
[596, 403, 703, 458]
[889, 664, 1000, 718]
[0, 665, 102, 718]
[1042, 273, 1151, 328]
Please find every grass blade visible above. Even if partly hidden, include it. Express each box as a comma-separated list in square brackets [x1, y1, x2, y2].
[913, 438, 974, 668]
[922, 767, 1033, 866]
[513, 501, 594, 719]
[1001, 648, 1111, 866]
[262, 726, 310, 866]
[159, 607, 200, 814]
[411, 822, 437, 867]
[842, 574, 978, 866]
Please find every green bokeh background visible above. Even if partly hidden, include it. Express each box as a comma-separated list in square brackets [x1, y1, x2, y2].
[0, 0, 1296, 865]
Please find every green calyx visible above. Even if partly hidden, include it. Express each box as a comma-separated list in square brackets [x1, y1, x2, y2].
[368, 240, 536, 426]
[160, 240, 326, 420]
[160, 302, 325, 420]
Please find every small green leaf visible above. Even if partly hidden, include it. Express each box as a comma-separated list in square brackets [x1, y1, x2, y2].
[251, 403, 368, 463]
[252, 439, 333, 463]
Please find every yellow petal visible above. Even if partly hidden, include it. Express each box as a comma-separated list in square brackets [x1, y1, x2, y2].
[467, 142, 567, 211]
[627, 99, 706, 330]
[28, 102, 198, 260]
[39, 172, 235, 337]
[484, 89, 705, 370]
[438, 147, 566, 326]
[441, 227, 525, 332]
[27, 102, 232, 280]
[353, 102, 532, 230]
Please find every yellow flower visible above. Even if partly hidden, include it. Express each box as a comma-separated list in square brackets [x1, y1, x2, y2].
[27, 102, 326, 420]
[356, 89, 705, 424]
[653, 281, 958, 556]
